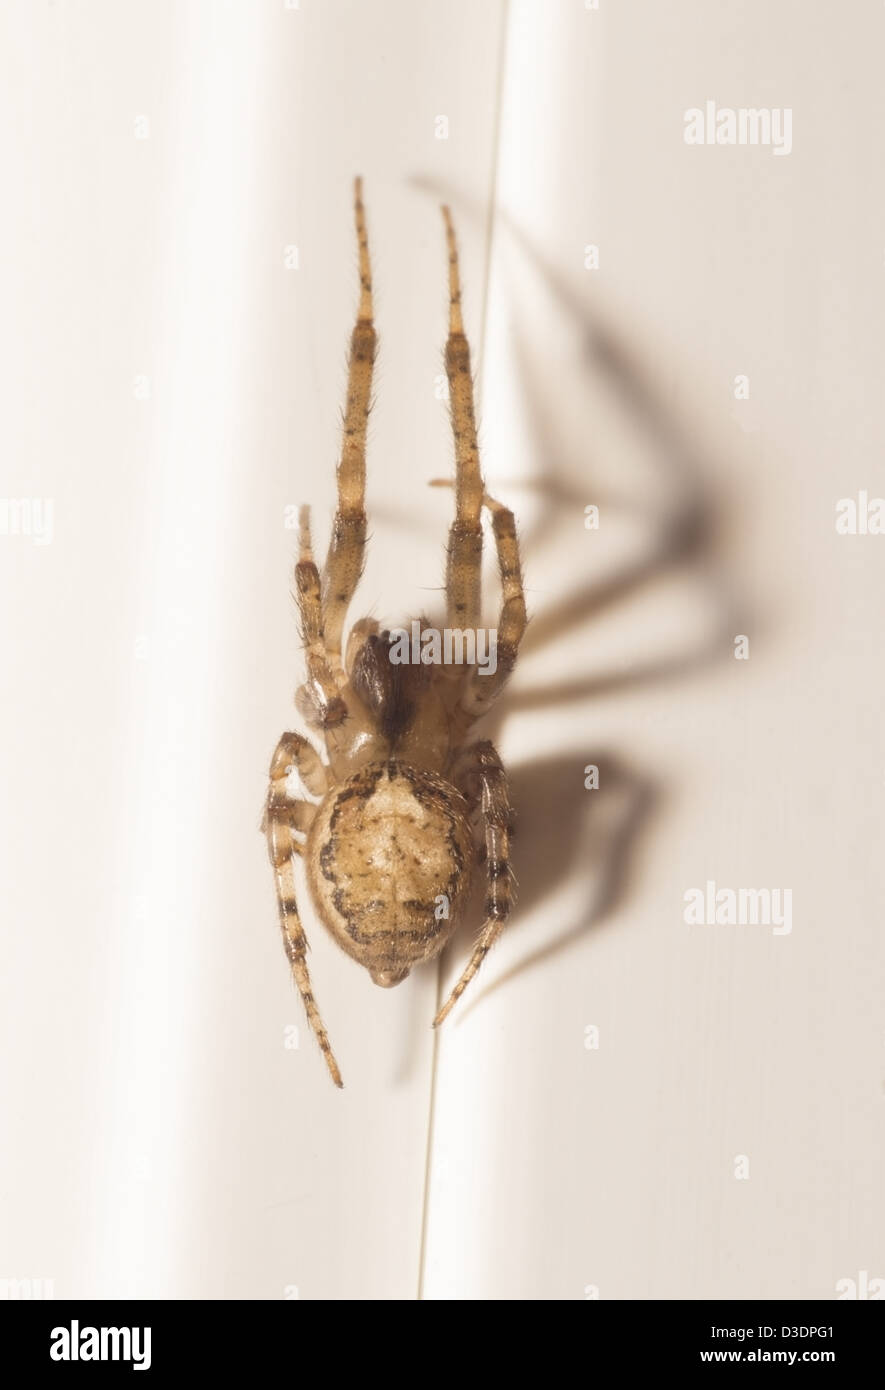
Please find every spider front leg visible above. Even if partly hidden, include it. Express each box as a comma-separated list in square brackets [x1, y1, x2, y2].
[457, 492, 527, 724]
[295, 507, 347, 729]
[436, 208, 526, 714]
[265, 734, 343, 1088]
[442, 205, 484, 629]
[322, 176, 377, 662]
[434, 739, 515, 1026]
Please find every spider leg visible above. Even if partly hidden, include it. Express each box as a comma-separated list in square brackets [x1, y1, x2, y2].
[442, 205, 484, 631]
[457, 491, 527, 724]
[265, 735, 341, 1087]
[344, 615, 380, 677]
[260, 733, 323, 838]
[322, 176, 376, 662]
[267, 818, 342, 1087]
[434, 739, 515, 1026]
[261, 800, 316, 843]
[269, 730, 328, 797]
[296, 507, 348, 728]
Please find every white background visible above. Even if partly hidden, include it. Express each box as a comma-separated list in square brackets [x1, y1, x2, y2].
[1, 0, 883, 1300]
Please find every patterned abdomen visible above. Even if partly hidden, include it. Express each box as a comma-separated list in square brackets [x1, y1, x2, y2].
[306, 761, 474, 985]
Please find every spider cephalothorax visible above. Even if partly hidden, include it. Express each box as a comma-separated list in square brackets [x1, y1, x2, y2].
[263, 180, 526, 1086]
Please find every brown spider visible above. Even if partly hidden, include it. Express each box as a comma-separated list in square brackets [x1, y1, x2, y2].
[263, 179, 526, 1087]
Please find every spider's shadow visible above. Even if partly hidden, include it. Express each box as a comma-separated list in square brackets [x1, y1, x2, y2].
[388, 177, 748, 1071]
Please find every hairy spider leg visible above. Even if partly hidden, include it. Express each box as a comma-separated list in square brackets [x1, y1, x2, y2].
[434, 739, 515, 1025]
[322, 176, 377, 663]
[265, 734, 343, 1087]
[296, 507, 347, 727]
[442, 205, 484, 632]
[458, 491, 527, 724]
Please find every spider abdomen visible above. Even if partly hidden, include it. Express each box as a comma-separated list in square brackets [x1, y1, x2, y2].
[306, 761, 474, 986]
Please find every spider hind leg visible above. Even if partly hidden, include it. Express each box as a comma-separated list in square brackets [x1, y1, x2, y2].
[435, 739, 515, 1026]
[265, 734, 342, 1087]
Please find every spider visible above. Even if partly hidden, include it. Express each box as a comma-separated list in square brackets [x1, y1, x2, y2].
[263, 178, 526, 1087]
